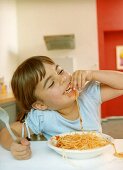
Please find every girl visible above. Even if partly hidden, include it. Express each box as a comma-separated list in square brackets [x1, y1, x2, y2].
[0, 56, 123, 160]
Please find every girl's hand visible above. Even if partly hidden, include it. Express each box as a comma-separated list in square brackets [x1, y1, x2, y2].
[71, 70, 93, 91]
[10, 138, 32, 160]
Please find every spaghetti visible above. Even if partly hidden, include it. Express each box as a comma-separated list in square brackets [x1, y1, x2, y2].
[54, 132, 109, 150]
[75, 90, 83, 130]
[55, 91, 109, 151]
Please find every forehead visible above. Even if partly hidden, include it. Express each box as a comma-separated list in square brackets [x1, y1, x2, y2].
[43, 63, 56, 76]
[44, 62, 55, 70]
[39, 63, 56, 83]
[34, 63, 56, 96]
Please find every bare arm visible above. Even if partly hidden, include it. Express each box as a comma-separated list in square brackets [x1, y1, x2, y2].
[92, 70, 123, 102]
[0, 121, 33, 160]
[71, 70, 123, 102]
[0, 121, 26, 150]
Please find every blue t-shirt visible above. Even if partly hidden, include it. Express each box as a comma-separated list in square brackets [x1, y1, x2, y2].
[25, 81, 102, 140]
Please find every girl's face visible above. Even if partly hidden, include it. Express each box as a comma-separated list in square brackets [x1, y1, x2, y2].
[34, 63, 76, 110]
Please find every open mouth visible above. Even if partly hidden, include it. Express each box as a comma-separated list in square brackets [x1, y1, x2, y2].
[64, 83, 74, 95]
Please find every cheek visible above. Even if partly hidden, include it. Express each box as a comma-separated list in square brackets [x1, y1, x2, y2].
[45, 90, 63, 105]
[48, 90, 62, 99]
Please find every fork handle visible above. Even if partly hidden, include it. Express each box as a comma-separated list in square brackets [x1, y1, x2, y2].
[6, 122, 17, 141]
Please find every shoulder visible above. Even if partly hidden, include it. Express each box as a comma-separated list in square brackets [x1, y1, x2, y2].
[84, 81, 100, 93]
[26, 109, 56, 122]
[79, 81, 101, 104]
[25, 109, 56, 135]
[81, 81, 101, 97]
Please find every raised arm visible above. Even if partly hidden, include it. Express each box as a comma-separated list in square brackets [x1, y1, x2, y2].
[71, 70, 123, 102]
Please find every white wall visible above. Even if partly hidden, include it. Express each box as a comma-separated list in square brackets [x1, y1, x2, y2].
[0, 0, 18, 91]
[17, 0, 99, 71]
[0, 0, 99, 89]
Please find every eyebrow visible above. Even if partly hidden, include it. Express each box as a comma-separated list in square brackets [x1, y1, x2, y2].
[43, 64, 59, 89]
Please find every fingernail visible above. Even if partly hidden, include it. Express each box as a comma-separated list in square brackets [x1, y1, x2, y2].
[21, 138, 29, 145]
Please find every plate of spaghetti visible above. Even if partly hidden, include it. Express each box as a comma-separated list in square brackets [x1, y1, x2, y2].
[47, 131, 113, 159]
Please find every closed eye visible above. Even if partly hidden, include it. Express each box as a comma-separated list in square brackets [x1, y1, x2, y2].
[58, 69, 64, 74]
[48, 81, 55, 88]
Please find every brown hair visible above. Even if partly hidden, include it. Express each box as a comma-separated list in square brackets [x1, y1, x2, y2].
[11, 56, 55, 121]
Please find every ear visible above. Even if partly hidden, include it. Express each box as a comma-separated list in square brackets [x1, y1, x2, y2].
[32, 101, 48, 110]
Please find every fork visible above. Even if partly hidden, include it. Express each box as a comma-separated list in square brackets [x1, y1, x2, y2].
[0, 107, 17, 141]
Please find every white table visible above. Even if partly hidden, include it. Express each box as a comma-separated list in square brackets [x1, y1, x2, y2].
[0, 140, 123, 170]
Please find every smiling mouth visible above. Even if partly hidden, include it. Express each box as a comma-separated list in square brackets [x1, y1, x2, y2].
[64, 83, 74, 95]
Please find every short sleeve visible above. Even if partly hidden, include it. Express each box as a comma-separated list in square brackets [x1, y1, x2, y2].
[25, 109, 44, 135]
[82, 81, 102, 105]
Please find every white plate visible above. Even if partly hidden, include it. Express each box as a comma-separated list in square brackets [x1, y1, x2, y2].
[47, 131, 113, 159]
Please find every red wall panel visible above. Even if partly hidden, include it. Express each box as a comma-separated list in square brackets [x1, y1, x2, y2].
[97, 0, 123, 118]
[102, 31, 123, 118]
[97, 0, 123, 31]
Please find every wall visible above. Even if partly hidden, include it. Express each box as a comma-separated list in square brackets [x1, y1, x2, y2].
[97, 0, 123, 118]
[17, 0, 98, 71]
[0, 0, 98, 89]
[0, 0, 18, 91]
[97, 0, 123, 70]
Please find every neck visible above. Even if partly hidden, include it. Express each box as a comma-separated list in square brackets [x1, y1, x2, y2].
[58, 101, 79, 120]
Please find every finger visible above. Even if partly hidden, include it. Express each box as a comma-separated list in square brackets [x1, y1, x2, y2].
[16, 137, 30, 146]
[11, 142, 30, 152]
[77, 72, 82, 90]
[21, 138, 30, 146]
[71, 72, 78, 89]
[73, 71, 82, 90]
[13, 149, 32, 160]
[13, 147, 31, 157]
[81, 73, 86, 89]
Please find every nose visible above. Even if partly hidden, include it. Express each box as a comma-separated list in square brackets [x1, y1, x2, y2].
[59, 75, 67, 85]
